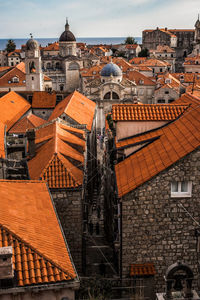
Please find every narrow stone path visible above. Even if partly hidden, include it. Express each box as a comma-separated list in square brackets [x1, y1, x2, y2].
[85, 138, 116, 277]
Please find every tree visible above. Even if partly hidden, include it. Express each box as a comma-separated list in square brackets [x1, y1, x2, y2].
[124, 36, 137, 44]
[5, 39, 16, 53]
[138, 48, 149, 57]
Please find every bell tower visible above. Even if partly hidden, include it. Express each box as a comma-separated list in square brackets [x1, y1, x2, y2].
[25, 34, 44, 91]
[59, 19, 77, 57]
[195, 15, 200, 45]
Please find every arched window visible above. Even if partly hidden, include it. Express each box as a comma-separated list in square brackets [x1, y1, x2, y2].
[29, 61, 36, 73]
[112, 92, 119, 99]
[103, 92, 119, 100]
[104, 92, 111, 99]
[55, 62, 60, 69]
[68, 62, 79, 70]
[60, 84, 64, 91]
[46, 62, 51, 69]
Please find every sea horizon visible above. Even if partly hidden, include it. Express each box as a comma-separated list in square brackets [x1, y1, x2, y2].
[0, 37, 142, 50]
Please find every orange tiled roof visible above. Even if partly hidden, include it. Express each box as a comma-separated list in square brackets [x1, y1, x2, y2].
[115, 93, 200, 197]
[100, 57, 134, 73]
[0, 122, 5, 158]
[49, 91, 96, 131]
[130, 263, 156, 276]
[0, 66, 11, 73]
[28, 121, 85, 188]
[125, 70, 156, 86]
[43, 42, 59, 51]
[184, 55, 200, 65]
[140, 58, 171, 67]
[9, 113, 46, 134]
[44, 75, 52, 81]
[112, 104, 188, 122]
[129, 57, 147, 65]
[0, 63, 26, 87]
[80, 65, 103, 78]
[15, 62, 26, 73]
[150, 45, 175, 53]
[7, 51, 21, 57]
[0, 91, 31, 130]
[0, 180, 76, 286]
[32, 91, 56, 108]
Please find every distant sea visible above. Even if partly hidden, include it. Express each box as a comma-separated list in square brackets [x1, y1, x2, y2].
[0, 37, 142, 50]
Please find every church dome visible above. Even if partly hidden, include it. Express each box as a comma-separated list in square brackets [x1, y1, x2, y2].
[101, 62, 122, 77]
[59, 20, 76, 42]
[26, 38, 39, 51]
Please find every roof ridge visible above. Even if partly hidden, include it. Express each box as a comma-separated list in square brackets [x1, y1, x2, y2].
[58, 153, 82, 185]
[0, 223, 75, 280]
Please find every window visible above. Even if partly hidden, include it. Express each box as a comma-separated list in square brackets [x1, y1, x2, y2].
[32, 77, 34, 81]
[160, 68, 163, 72]
[171, 181, 192, 197]
[12, 76, 19, 83]
[157, 99, 165, 103]
[165, 78, 171, 84]
[139, 79, 144, 85]
[165, 91, 169, 94]
[139, 89, 144, 95]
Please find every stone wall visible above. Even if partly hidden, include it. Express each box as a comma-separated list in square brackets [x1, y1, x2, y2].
[51, 189, 83, 274]
[142, 30, 171, 50]
[121, 148, 200, 292]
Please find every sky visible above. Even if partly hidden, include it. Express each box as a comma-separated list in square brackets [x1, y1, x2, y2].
[0, 0, 199, 38]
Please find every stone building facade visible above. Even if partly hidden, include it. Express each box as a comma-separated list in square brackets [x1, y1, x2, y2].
[51, 189, 84, 274]
[142, 27, 195, 71]
[120, 148, 200, 292]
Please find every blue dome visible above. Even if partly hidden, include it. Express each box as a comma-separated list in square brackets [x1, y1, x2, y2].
[101, 63, 122, 77]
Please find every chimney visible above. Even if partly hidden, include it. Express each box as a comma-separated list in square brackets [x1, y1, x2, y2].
[165, 27, 167, 31]
[0, 247, 14, 279]
[26, 129, 36, 158]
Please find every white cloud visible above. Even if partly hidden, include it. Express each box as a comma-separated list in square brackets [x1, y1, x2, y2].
[0, 0, 199, 37]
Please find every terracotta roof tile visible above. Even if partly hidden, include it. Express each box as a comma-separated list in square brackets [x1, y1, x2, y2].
[125, 70, 156, 86]
[130, 263, 156, 276]
[0, 122, 6, 158]
[43, 42, 59, 51]
[32, 91, 56, 108]
[0, 180, 76, 286]
[140, 58, 171, 67]
[115, 93, 200, 197]
[0, 91, 31, 130]
[49, 91, 96, 131]
[112, 104, 188, 122]
[0, 64, 26, 87]
[15, 62, 26, 73]
[28, 121, 85, 188]
[129, 57, 147, 65]
[44, 75, 52, 81]
[9, 113, 46, 134]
